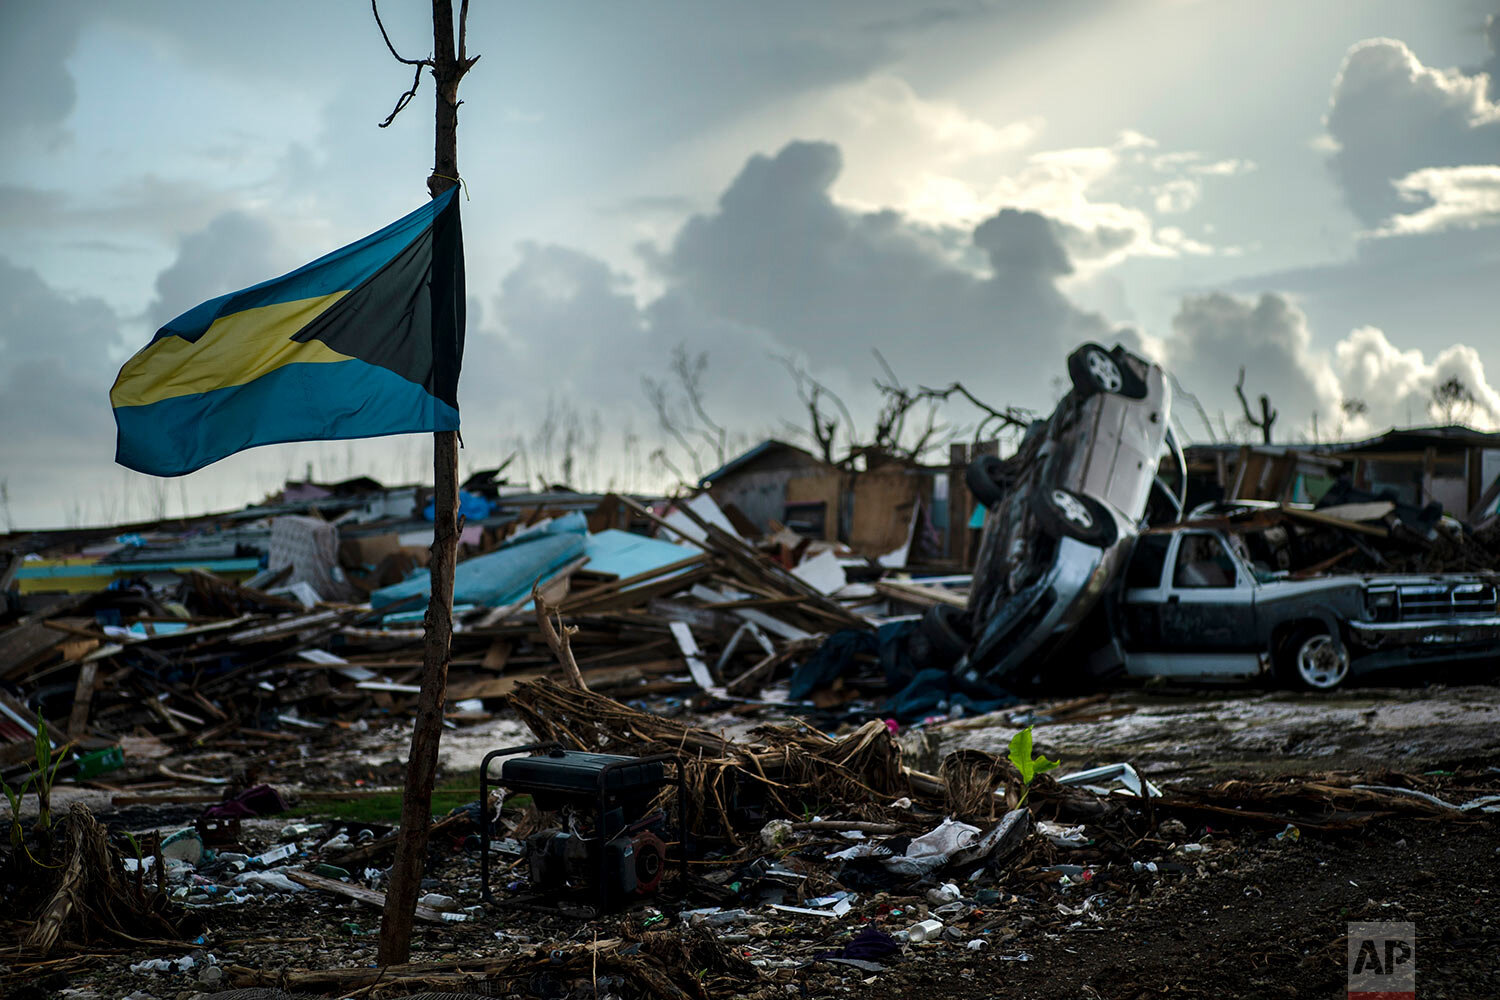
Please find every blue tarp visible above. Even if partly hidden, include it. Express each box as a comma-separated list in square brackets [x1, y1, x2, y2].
[423, 489, 493, 522]
[371, 512, 588, 611]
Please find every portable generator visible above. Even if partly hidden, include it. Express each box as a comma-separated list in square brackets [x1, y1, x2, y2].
[478, 744, 686, 912]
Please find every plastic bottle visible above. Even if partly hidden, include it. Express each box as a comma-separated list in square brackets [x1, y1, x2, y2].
[908, 918, 944, 943]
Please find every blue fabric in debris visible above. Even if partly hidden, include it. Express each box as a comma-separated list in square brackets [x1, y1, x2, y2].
[790, 620, 1018, 722]
[423, 489, 494, 522]
[883, 668, 1019, 724]
[787, 621, 916, 701]
[820, 927, 902, 962]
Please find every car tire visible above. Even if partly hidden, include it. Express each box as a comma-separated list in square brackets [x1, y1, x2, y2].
[1068, 343, 1126, 396]
[919, 604, 970, 666]
[1030, 487, 1116, 546]
[965, 454, 1006, 507]
[1276, 625, 1349, 692]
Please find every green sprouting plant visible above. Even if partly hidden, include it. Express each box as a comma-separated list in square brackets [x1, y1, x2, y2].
[123, 831, 146, 897]
[3, 773, 28, 849]
[27, 711, 71, 832]
[1007, 726, 1059, 807]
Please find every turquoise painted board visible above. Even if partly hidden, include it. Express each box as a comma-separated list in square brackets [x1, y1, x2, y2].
[581, 529, 697, 581]
[371, 520, 587, 612]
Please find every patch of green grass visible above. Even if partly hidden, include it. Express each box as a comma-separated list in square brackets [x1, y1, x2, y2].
[283, 770, 491, 824]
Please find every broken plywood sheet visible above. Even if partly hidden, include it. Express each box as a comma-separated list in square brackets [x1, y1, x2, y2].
[661, 493, 741, 546]
[785, 472, 844, 541]
[791, 549, 848, 596]
[849, 472, 921, 558]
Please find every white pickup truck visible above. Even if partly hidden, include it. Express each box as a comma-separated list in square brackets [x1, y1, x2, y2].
[1107, 525, 1500, 690]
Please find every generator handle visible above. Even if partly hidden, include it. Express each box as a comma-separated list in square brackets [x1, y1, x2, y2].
[478, 742, 557, 903]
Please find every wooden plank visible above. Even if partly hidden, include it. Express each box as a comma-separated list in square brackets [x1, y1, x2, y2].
[1279, 503, 1390, 537]
[669, 621, 721, 693]
[66, 662, 99, 738]
[227, 612, 342, 644]
[874, 579, 967, 609]
[445, 670, 545, 700]
[0, 621, 65, 679]
[563, 565, 716, 615]
[559, 554, 706, 609]
[689, 585, 814, 641]
[1468, 471, 1500, 525]
[284, 869, 449, 923]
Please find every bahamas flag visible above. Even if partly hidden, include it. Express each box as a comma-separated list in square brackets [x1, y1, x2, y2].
[111, 187, 464, 477]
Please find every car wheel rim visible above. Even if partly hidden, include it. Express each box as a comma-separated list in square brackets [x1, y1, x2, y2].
[1086, 350, 1124, 392]
[1051, 490, 1094, 529]
[1296, 634, 1348, 689]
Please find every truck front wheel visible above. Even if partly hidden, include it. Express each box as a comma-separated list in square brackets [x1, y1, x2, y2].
[1276, 626, 1349, 692]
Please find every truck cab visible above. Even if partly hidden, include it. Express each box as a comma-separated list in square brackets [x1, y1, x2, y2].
[1113, 526, 1500, 690]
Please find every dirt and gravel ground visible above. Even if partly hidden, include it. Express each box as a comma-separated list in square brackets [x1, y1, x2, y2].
[5, 681, 1499, 999]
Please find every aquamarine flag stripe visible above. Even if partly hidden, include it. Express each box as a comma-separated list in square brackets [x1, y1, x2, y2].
[152, 187, 458, 346]
[113, 358, 460, 477]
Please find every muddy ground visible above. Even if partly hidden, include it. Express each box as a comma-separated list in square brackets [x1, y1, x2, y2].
[4, 681, 1499, 999]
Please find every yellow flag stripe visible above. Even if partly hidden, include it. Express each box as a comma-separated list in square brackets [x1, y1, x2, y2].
[111, 291, 354, 407]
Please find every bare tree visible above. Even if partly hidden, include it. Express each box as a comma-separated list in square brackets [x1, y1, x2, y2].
[1338, 397, 1368, 440]
[641, 343, 733, 479]
[1234, 366, 1278, 444]
[777, 355, 855, 463]
[671, 345, 727, 465]
[1430, 375, 1475, 425]
[778, 351, 1030, 468]
[649, 446, 693, 490]
[0, 479, 11, 533]
[912, 381, 1031, 448]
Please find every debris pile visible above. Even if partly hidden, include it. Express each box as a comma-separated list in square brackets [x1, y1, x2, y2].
[3, 443, 1500, 996]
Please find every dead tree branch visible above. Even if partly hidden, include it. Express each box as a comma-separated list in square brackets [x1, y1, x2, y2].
[914, 382, 1032, 446]
[1235, 366, 1278, 444]
[671, 345, 727, 466]
[649, 447, 694, 492]
[372, 0, 434, 128]
[642, 375, 704, 473]
[533, 582, 588, 691]
[777, 356, 855, 464]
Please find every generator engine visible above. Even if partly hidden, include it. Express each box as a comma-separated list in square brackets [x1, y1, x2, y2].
[480, 745, 684, 912]
[526, 811, 668, 902]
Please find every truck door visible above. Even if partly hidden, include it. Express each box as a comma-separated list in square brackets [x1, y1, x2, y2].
[1119, 533, 1172, 650]
[1157, 531, 1258, 651]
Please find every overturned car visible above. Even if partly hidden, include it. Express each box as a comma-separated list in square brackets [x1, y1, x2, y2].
[949, 341, 1500, 694]
[952, 342, 1185, 690]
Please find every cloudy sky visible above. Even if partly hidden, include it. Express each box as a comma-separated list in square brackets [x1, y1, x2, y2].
[2, 1, 1498, 529]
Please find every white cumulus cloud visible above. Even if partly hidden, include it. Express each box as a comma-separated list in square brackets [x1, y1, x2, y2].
[1378, 165, 1500, 235]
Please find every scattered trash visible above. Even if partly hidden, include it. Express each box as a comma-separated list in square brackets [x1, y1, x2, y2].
[926, 882, 961, 904]
[233, 871, 304, 893]
[1057, 763, 1163, 798]
[760, 819, 796, 850]
[1158, 818, 1188, 840]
